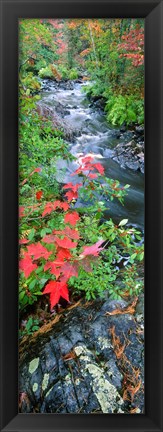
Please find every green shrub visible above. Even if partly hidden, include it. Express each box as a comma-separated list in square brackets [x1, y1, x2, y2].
[38, 66, 54, 79]
[105, 94, 144, 126]
[57, 65, 79, 80]
[68, 68, 79, 80]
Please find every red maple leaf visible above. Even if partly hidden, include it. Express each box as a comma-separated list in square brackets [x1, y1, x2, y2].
[80, 155, 94, 164]
[60, 201, 70, 211]
[42, 202, 54, 217]
[65, 190, 78, 201]
[71, 166, 83, 176]
[80, 240, 104, 257]
[43, 280, 69, 308]
[27, 242, 52, 260]
[36, 190, 43, 200]
[19, 238, 30, 245]
[44, 262, 62, 278]
[93, 163, 105, 175]
[63, 182, 82, 192]
[42, 234, 56, 244]
[42, 200, 69, 217]
[82, 163, 95, 172]
[55, 236, 77, 249]
[88, 173, 98, 179]
[56, 248, 72, 261]
[60, 262, 78, 282]
[51, 200, 69, 211]
[19, 206, 25, 218]
[64, 212, 80, 226]
[19, 255, 38, 278]
[53, 227, 80, 240]
[59, 283, 69, 302]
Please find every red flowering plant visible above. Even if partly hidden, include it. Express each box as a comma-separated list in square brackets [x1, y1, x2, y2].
[19, 154, 144, 315]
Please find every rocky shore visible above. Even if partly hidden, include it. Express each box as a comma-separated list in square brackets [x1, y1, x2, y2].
[19, 295, 144, 414]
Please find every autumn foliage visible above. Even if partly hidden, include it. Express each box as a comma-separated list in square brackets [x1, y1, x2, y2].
[19, 159, 107, 308]
[19, 18, 144, 316]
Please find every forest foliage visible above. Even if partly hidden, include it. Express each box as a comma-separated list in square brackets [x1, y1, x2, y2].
[19, 18, 144, 126]
[19, 18, 144, 335]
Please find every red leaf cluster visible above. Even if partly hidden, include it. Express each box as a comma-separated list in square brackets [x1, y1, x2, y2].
[20, 155, 106, 309]
[63, 182, 82, 202]
[42, 200, 69, 217]
[71, 155, 105, 177]
[118, 26, 144, 67]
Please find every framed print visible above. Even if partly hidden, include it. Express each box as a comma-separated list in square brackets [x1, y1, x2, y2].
[0, 0, 163, 431]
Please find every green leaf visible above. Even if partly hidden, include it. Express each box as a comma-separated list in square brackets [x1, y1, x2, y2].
[28, 228, 35, 241]
[119, 219, 128, 227]
[19, 291, 25, 301]
[130, 253, 137, 260]
[29, 279, 37, 291]
[32, 326, 39, 331]
[139, 252, 144, 261]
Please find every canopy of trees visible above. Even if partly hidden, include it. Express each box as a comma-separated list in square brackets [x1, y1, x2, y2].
[19, 18, 144, 126]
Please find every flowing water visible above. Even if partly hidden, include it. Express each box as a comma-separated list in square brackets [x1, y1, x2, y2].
[40, 80, 144, 230]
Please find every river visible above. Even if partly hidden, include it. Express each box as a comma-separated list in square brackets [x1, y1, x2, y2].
[40, 79, 144, 231]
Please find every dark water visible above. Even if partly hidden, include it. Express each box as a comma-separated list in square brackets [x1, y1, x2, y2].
[40, 80, 144, 230]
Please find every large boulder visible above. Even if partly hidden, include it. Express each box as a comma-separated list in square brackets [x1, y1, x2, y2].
[19, 296, 144, 414]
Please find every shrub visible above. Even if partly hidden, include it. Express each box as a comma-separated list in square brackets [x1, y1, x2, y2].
[38, 66, 54, 79]
[105, 94, 144, 126]
[68, 68, 79, 80]
[19, 154, 144, 311]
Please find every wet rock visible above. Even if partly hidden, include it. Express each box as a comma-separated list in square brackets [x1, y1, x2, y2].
[36, 102, 78, 141]
[140, 165, 144, 174]
[102, 148, 114, 158]
[126, 161, 140, 171]
[59, 81, 74, 90]
[135, 126, 144, 135]
[19, 297, 144, 414]
[54, 101, 70, 117]
[111, 139, 144, 172]
[120, 125, 126, 133]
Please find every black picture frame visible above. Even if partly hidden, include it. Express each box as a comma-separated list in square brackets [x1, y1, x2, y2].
[0, 0, 163, 431]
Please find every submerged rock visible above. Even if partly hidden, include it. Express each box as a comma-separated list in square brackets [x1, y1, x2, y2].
[19, 296, 144, 414]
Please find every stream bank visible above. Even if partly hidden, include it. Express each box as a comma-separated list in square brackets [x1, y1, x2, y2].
[38, 78, 144, 230]
[19, 78, 144, 415]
